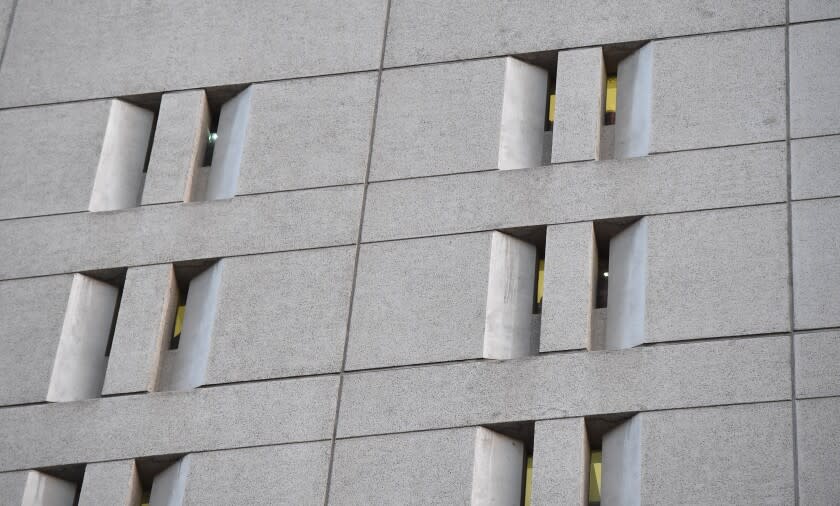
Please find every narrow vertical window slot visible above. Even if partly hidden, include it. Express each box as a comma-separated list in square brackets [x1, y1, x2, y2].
[483, 421, 535, 506]
[488, 226, 546, 358]
[612, 42, 653, 160]
[514, 50, 557, 166]
[586, 414, 641, 506]
[591, 218, 644, 350]
[498, 57, 549, 171]
[26, 464, 86, 506]
[201, 85, 253, 201]
[88, 99, 158, 212]
[47, 271, 125, 402]
[136, 454, 189, 506]
[156, 261, 222, 392]
[599, 42, 650, 160]
[474, 422, 533, 505]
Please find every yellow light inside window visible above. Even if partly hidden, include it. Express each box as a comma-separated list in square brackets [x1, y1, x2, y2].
[605, 76, 617, 113]
[524, 455, 533, 506]
[589, 450, 602, 503]
[537, 259, 545, 304]
[173, 305, 186, 338]
[548, 94, 556, 123]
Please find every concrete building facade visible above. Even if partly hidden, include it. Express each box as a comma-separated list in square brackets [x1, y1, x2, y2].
[0, 1, 837, 504]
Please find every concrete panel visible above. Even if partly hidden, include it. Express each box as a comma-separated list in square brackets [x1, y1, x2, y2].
[531, 418, 588, 506]
[205, 247, 354, 384]
[792, 134, 840, 200]
[0, 100, 111, 220]
[614, 44, 653, 159]
[792, 198, 840, 330]
[644, 205, 790, 342]
[0, 0, 386, 107]
[0, 185, 362, 280]
[551, 48, 604, 163]
[78, 460, 141, 506]
[149, 457, 189, 506]
[205, 87, 252, 201]
[791, 0, 840, 22]
[790, 20, 840, 138]
[337, 336, 791, 438]
[237, 73, 376, 195]
[46, 274, 119, 402]
[0, 471, 28, 505]
[649, 28, 786, 153]
[157, 263, 221, 391]
[606, 219, 647, 349]
[20, 471, 77, 506]
[371, 59, 504, 180]
[182, 442, 330, 505]
[484, 232, 537, 359]
[540, 223, 597, 352]
[103, 264, 178, 395]
[331, 428, 475, 505]
[142, 90, 210, 205]
[348, 232, 535, 370]
[348, 233, 492, 369]
[384, 0, 784, 67]
[362, 142, 787, 243]
[797, 396, 840, 505]
[331, 427, 521, 505]
[639, 403, 794, 505]
[371, 58, 546, 180]
[498, 58, 548, 171]
[795, 330, 840, 399]
[88, 100, 154, 212]
[0, 275, 72, 406]
[0, 375, 337, 471]
[601, 416, 640, 506]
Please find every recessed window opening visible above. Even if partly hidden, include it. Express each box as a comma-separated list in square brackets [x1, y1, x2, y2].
[47, 270, 126, 402]
[585, 414, 637, 506]
[196, 84, 253, 201]
[593, 220, 640, 310]
[591, 218, 642, 351]
[600, 41, 648, 160]
[136, 454, 187, 506]
[36, 464, 86, 506]
[517, 50, 558, 166]
[112, 92, 162, 180]
[88, 98, 159, 212]
[485, 421, 535, 506]
[497, 225, 546, 356]
[88, 268, 126, 359]
[168, 261, 215, 351]
[156, 260, 221, 392]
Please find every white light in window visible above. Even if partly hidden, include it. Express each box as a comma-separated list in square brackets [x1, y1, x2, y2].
[208, 132, 218, 143]
[603, 272, 609, 278]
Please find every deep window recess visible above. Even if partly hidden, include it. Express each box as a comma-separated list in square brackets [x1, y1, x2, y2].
[484, 421, 535, 506]
[585, 414, 640, 506]
[591, 218, 642, 350]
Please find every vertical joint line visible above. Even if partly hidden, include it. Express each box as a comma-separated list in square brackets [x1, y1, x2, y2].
[322, 1, 392, 504]
[783, 1, 800, 504]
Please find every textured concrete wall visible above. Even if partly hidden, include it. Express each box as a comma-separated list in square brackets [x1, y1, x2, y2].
[0, 1, 833, 503]
[0, 100, 112, 220]
[0, 275, 73, 405]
